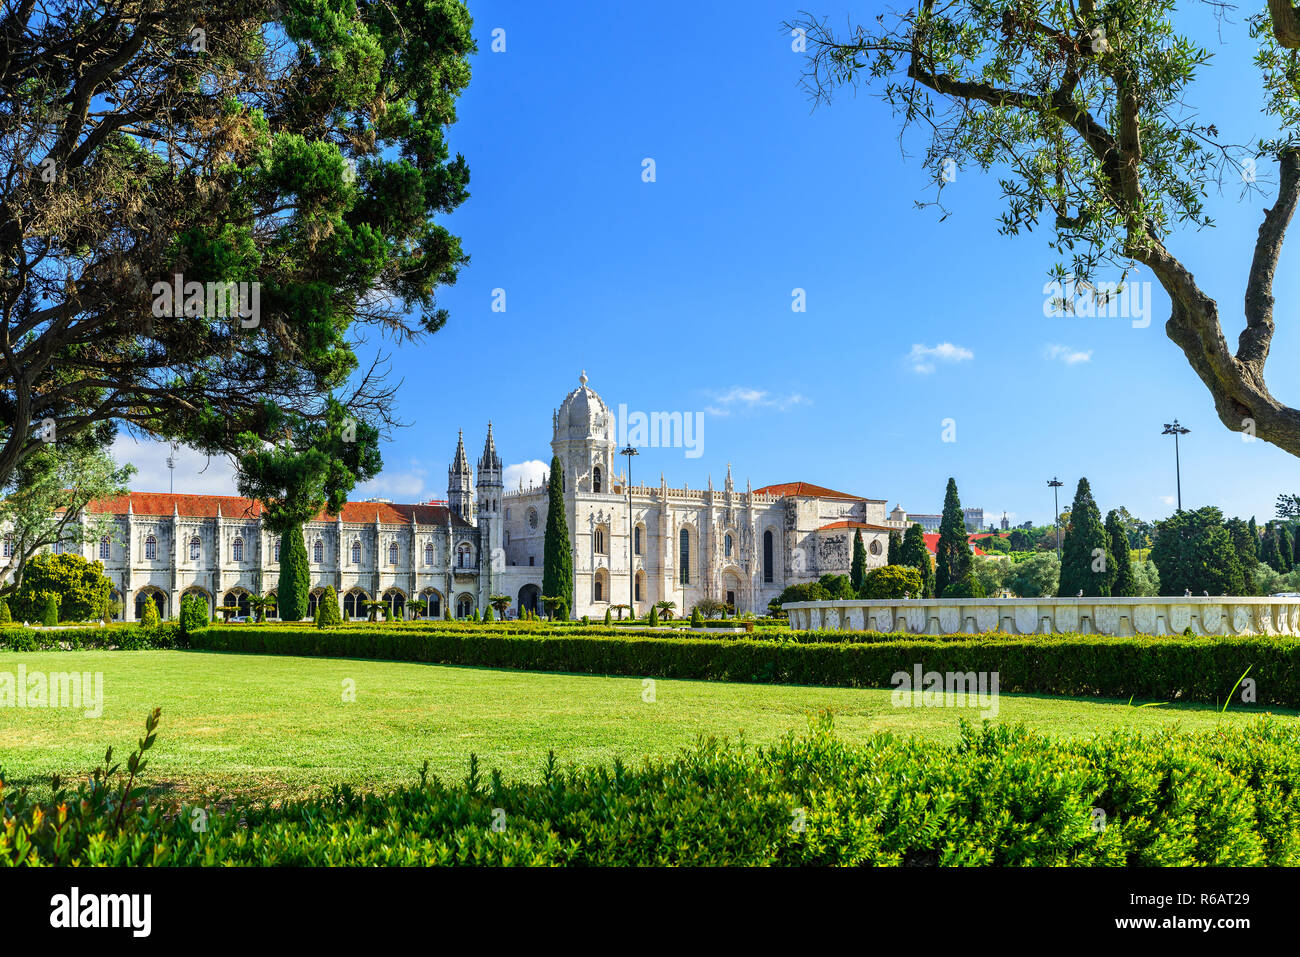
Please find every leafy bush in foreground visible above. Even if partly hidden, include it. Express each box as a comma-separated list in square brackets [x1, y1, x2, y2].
[5, 711, 1300, 865]
[0, 623, 184, 651]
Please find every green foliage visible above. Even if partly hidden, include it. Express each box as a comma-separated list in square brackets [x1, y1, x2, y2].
[934, 478, 971, 596]
[11, 714, 1300, 865]
[1225, 518, 1259, 595]
[690, 607, 703, 627]
[0, 599, 10, 623]
[10, 552, 112, 622]
[969, 556, 1007, 597]
[471, 607, 480, 623]
[648, 605, 659, 626]
[900, 523, 935, 598]
[179, 595, 209, 636]
[277, 526, 311, 621]
[941, 572, 986, 599]
[1058, 478, 1111, 597]
[859, 565, 923, 599]
[1003, 553, 1061, 598]
[40, 593, 59, 626]
[1107, 510, 1139, 597]
[542, 456, 573, 619]
[604, 608, 611, 625]
[318, 587, 341, 627]
[0, 622, 184, 651]
[817, 574, 855, 600]
[1150, 508, 1246, 596]
[139, 596, 160, 630]
[850, 530, 867, 593]
[483, 604, 494, 623]
[886, 530, 902, 567]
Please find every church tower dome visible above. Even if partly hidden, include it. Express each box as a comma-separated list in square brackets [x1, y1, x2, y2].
[552, 370, 615, 496]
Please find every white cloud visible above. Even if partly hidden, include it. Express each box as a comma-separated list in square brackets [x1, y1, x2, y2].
[110, 436, 239, 495]
[356, 465, 430, 501]
[908, 342, 973, 374]
[705, 386, 809, 417]
[1160, 495, 1177, 506]
[504, 459, 548, 491]
[1044, 344, 1093, 365]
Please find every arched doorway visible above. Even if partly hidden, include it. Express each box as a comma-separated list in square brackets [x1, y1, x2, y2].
[135, 587, 166, 620]
[518, 584, 541, 616]
[421, 588, 443, 619]
[382, 588, 406, 619]
[343, 589, 370, 619]
[722, 569, 742, 614]
[222, 589, 251, 618]
[108, 588, 124, 621]
[307, 588, 323, 619]
[455, 593, 475, 619]
[181, 587, 211, 621]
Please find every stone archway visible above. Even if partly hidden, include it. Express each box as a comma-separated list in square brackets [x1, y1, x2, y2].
[518, 583, 541, 616]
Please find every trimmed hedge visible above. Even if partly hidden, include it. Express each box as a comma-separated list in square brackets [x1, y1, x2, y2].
[0, 623, 185, 651]
[6, 715, 1300, 865]
[189, 625, 1300, 707]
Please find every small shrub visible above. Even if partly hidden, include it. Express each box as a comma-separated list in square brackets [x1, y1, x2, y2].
[140, 597, 161, 630]
[690, 607, 702, 627]
[860, 565, 923, 599]
[41, 593, 59, 626]
[941, 573, 987, 599]
[649, 606, 659, 626]
[484, 605, 495, 623]
[179, 595, 209, 636]
[0, 598, 10, 623]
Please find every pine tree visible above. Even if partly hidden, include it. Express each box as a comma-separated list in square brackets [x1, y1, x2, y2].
[1261, 523, 1283, 572]
[542, 455, 574, 620]
[934, 478, 972, 596]
[1058, 478, 1112, 597]
[886, 530, 902, 566]
[1106, 509, 1138, 596]
[139, 595, 159, 629]
[277, 525, 311, 621]
[1280, 524, 1295, 572]
[850, 530, 867, 593]
[899, 523, 935, 597]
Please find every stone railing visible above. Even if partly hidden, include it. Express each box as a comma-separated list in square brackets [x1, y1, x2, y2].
[781, 597, 1300, 636]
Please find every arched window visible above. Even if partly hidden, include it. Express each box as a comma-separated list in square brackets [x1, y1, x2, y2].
[456, 594, 474, 618]
[592, 466, 602, 493]
[190, 536, 200, 561]
[313, 539, 323, 563]
[100, 536, 111, 559]
[763, 530, 774, 583]
[594, 528, 605, 554]
[634, 525, 643, 555]
[456, 543, 472, 568]
[679, 528, 690, 585]
[594, 578, 603, 602]
[724, 533, 733, 558]
[635, 571, 644, 602]
[424, 543, 434, 566]
[232, 536, 243, 562]
[274, 538, 281, 562]
[388, 541, 398, 565]
[351, 540, 361, 564]
[144, 535, 157, 560]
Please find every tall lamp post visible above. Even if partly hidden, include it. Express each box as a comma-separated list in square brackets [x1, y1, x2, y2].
[619, 445, 639, 615]
[1047, 477, 1064, 559]
[1161, 420, 1190, 511]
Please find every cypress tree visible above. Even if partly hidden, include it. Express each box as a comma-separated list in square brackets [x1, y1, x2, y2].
[1279, 524, 1295, 572]
[886, 530, 902, 566]
[542, 455, 574, 620]
[934, 478, 972, 596]
[0, 598, 10, 623]
[277, 524, 311, 620]
[1225, 518, 1259, 595]
[899, 523, 935, 598]
[1261, 523, 1283, 572]
[850, 529, 867, 594]
[1106, 509, 1138, 597]
[1057, 478, 1111, 597]
[316, 585, 342, 628]
[648, 605, 659, 626]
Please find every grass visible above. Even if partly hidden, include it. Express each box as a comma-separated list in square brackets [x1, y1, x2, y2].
[1, 649, 1295, 803]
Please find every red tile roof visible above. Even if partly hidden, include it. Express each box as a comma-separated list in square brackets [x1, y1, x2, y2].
[753, 481, 884, 503]
[86, 492, 471, 526]
[922, 532, 987, 557]
[817, 520, 895, 532]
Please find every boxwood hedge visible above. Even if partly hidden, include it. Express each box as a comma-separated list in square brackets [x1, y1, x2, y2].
[189, 625, 1300, 707]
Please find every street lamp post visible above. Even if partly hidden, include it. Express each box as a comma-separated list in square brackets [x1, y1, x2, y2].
[619, 445, 639, 615]
[1161, 420, 1190, 511]
[1047, 477, 1064, 560]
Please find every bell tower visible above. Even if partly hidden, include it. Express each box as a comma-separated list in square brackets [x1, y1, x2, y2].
[447, 430, 474, 522]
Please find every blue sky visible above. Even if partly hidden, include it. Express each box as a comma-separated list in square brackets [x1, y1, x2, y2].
[118, 0, 1300, 527]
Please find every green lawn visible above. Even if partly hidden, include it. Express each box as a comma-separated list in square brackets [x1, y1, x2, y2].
[1, 649, 1294, 803]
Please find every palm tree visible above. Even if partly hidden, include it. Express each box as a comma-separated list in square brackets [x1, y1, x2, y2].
[248, 593, 273, 623]
[655, 600, 676, 620]
[610, 603, 631, 621]
[489, 594, 512, 618]
[694, 597, 727, 619]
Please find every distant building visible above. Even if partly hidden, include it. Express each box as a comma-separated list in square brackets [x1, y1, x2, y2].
[1000, 511, 1010, 531]
[888, 505, 984, 534]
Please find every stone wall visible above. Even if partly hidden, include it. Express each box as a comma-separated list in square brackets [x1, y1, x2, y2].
[781, 597, 1300, 636]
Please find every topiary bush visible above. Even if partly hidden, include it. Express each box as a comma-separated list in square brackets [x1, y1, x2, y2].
[649, 605, 659, 626]
[179, 594, 209, 636]
[317, 586, 342, 628]
[690, 607, 702, 627]
[860, 565, 924, 599]
[139, 596, 161, 630]
[40, 593, 59, 626]
[0, 598, 11, 623]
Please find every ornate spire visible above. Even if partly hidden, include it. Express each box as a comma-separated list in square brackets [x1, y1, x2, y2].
[450, 429, 470, 476]
[478, 421, 501, 471]
[579, 369, 588, 388]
